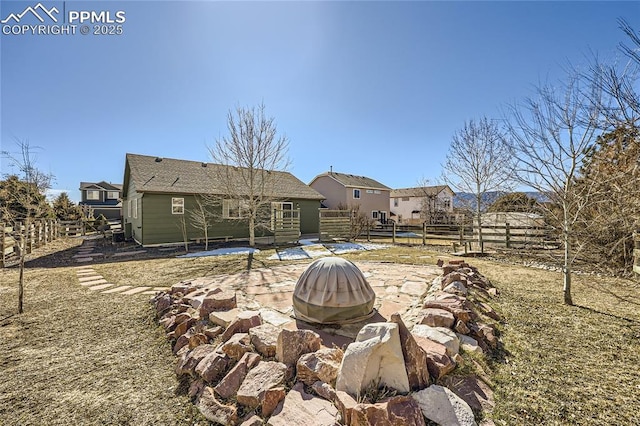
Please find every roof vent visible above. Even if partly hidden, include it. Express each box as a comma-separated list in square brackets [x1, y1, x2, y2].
[155, 157, 163, 162]
[202, 162, 207, 167]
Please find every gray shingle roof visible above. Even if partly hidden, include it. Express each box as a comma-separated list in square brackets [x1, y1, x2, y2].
[390, 185, 454, 198]
[312, 171, 390, 190]
[125, 153, 324, 200]
[80, 181, 122, 191]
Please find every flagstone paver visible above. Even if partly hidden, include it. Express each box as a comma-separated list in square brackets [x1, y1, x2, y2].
[79, 278, 108, 286]
[88, 283, 115, 291]
[79, 275, 104, 283]
[120, 287, 153, 295]
[102, 285, 133, 294]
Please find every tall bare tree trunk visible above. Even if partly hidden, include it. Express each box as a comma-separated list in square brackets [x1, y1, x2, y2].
[476, 190, 484, 253]
[563, 210, 573, 305]
[249, 215, 255, 246]
[18, 225, 26, 314]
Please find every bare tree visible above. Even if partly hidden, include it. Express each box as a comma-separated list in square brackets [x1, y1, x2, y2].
[504, 72, 602, 305]
[414, 178, 451, 224]
[189, 195, 214, 251]
[442, 117, 515, 252]
[1, 139, 54, 314]
[208, 103, 290, 246]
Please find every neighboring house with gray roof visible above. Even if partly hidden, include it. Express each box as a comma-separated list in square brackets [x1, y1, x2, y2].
[122, 153, 325, 246]
[390, 185, 456, 225]
[79, 181, 123, 220]
[309, 171, 391, 223]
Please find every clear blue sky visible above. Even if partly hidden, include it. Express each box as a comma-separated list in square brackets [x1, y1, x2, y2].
[1, 1, 639, 202]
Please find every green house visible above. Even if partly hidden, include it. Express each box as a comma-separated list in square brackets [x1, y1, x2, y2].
[122, 153, 324, 246]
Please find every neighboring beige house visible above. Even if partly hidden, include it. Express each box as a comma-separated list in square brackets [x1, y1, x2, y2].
[309, 171, 391, 223]
[390, 185, 456, 225]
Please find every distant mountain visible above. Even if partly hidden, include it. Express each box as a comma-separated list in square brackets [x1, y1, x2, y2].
[454, 191, 546, 210]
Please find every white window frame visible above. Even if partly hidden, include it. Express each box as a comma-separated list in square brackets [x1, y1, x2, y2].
[127, 200, 132, 218]
[366, 189, 373, 194]
[86, 190, 99, 201]
[353, 189, 361, 199]
[172, 197, 184, 215]
[132, 198, 138, 219]
[223, 199, 248, 219]
[372, 211, 379, 219]
[393, 198, 398, 207]
[107, 191, 119, 199]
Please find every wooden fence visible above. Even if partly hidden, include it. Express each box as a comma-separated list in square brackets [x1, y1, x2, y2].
[1, 219, 63, 267]
[272, 209, 300, 245]
[319, 210, 352, 242]
[373, 222, 557, 250]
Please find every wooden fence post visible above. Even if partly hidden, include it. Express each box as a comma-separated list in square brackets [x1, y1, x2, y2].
[1, 224, 5, 268]
[422, 222, 426, 246]
[505, 222, 511, 248]
[392, 222, 396, 244]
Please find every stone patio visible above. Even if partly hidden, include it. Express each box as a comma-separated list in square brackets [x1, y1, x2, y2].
[181, 261, 442, 344]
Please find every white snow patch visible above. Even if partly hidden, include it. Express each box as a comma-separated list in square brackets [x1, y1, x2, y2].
[178, 247, 259, 258]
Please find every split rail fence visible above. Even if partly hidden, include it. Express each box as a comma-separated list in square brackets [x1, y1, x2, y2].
[373, 222, 557, 251]
[1, 219, 86, 267]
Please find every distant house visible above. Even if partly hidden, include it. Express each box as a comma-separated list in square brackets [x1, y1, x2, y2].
[309, 171, 391, 223]
[122, 153, 325, 246]
[390, 185, 456, 225]
[78, 181, 123, 220]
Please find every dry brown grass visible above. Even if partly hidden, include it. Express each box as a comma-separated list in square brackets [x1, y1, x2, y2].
[1, 238, 639, 425]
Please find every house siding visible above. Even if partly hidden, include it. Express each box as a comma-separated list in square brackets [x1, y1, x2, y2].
[309, 176, 346, 209]
[126, 193, 320, 246]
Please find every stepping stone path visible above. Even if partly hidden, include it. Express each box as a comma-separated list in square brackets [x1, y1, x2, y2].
[73, 240, 169, 296]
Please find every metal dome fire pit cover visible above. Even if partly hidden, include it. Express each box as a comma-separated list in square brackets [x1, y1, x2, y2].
[293, 257, 376, 324]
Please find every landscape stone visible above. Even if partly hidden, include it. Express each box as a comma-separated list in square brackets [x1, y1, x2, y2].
[412, 385, 477, 426]
[351, 396, 426, 426]
[199, 289, 237, 318]
[455, 319, 471, 335]
[248, 323, 280, 357]
[423, 296, 475, 323]
[267, 382, 338, 426]
[196, 386, 239, 426]
[214, 352, 261, 399]
[296, 347, 344, 386]
[419, 308, 455, 329]
[195, 351, 231, 383]
[173, 316, 197, 339]
[412, 324, 460, 356]
[220, 311, 262, 342]
[204, 326, 223, 340]
[312, 380, 337, 401]
[335, 390, 358, 425]
[443, 281, 469, 296]
[239, 414, 263, 426]
[176, 344, 218, 377]
[188, 378, 206, 399]
[389, 313, 431, 390]
[336, 322, 410, 397]
[275, 329, 322, 366]
[443, 375, 495, 413]
[221, 333, 252, 360]
[153, 293, 172, 314]
[413, 336, 456, 380]
[261, 386, 287, 417]
[457, 333, 484, 355]
[236, 361, 287, 409]
[209, 308, 240, 328]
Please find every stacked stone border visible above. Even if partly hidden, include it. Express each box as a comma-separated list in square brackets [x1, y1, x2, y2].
[151, 259, 502, 425]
